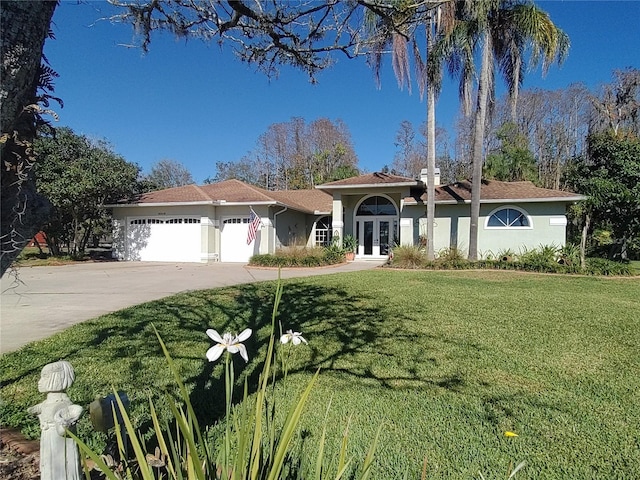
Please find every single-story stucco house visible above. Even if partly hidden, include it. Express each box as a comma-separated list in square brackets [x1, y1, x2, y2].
[109, 171, 585, 263]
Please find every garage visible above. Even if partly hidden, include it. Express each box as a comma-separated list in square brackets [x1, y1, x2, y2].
[125, 217, 201, 262]
[220, 217, 259, 262]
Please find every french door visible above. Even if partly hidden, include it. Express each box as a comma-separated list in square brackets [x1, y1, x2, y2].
[356, 218, 393, 257]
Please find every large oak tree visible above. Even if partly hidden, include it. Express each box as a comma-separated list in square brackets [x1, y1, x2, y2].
[1, 1, 58, 275]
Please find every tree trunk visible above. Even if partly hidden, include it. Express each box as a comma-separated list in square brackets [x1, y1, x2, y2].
[580, 212, 590, 269]
[426, 83, 436, 261]
[620, 236, 628, 261]
[468, 31, 492, 261]
[33, 236, 44, 256]
[44, 231, 61, 257]
[510, 56, 521, 122]
[425, 20, 436, 261]
[1, 1, 57, 276]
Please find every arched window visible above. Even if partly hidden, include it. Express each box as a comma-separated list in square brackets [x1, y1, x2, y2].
[356, 196, 397, 216]
[315, 216, 332, 246]
[486, 207, 531, 228]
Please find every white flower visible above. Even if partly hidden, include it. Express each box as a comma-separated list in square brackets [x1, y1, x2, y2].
[280, 330, 308, 346]
[206, 328, 252, 362]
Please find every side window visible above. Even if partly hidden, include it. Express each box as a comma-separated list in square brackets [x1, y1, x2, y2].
[486, 208, 530, 228]
[315, 216, 332, 247]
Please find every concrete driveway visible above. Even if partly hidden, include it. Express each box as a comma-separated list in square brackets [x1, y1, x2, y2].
[0, 260, 384, 354]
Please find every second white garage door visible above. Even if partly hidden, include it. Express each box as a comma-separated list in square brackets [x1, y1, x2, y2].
[126, 217, 201, 262]
[221, 217, 260, 262]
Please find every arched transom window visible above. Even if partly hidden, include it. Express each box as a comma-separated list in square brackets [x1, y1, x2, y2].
[486, 207, 531, 228]
[356, 196, 397, 216]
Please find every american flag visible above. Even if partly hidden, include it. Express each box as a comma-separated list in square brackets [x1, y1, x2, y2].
[247, 209, 261, 245]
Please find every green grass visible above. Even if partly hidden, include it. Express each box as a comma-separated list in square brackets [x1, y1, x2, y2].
[1, 270, 639, 478]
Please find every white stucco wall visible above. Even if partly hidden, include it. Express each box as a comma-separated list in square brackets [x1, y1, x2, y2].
[111, 205, 216, 262]
[111, 204, 278, 262]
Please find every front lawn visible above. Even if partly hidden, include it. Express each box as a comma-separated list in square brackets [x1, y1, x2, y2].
[1, 270, 638, 478]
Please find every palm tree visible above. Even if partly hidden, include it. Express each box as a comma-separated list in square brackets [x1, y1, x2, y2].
[419, 4, 456, 262]
[496, 3, 570, 121]
[367, 1, 453, 260]
[436, 0, 568, 260]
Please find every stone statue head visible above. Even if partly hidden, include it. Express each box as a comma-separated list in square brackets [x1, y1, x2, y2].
[38, 361, 75, 393]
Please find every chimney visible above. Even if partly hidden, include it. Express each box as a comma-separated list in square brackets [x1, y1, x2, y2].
[420, 167, 440, 186]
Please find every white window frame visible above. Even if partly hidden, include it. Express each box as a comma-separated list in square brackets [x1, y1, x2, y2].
[314, 216, 332, 247]
[484, 206, 533, 229]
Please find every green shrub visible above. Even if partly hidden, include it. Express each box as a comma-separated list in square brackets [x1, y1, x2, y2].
[584, 257, 632, 275]
[436, 246, 466, 262]
[342, 234, 358, 253]
[386, 243, 634, 276]
[558, 243, 581, 267]
[496, 248, 516, 262]
[388, 245, 426, 269]
[249, 246, 345, 268]
[434, 247, 471, 269]
[322, 245, 346, 264]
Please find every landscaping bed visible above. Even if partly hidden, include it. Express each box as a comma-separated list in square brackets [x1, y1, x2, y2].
[249, 245, 346, 267]
[388, 244, 636, 275]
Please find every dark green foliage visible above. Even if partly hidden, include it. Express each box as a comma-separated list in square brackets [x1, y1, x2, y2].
[342, 234, 357, 253]
[584, 257, 632, 276]
[34, 127, 141, 258]
[484, 123, 538, 182]
[565, 131, 640, 260]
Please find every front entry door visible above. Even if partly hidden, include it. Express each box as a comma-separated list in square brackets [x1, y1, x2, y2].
[358, 218, 393, 257]
[363, 221, 373, 255]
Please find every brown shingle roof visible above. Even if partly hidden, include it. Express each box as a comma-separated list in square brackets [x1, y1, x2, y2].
[268, 189, 333, 214]
[198, 179, 276, 203]
[119, 179, 333, 213]
[318, 172, 417, 187]
[130, 184, 211, 203]
[117, 178, 583, 211]
[406, 179, 585, 204]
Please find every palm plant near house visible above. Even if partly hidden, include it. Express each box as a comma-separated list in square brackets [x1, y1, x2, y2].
[433, 0, 569, 260]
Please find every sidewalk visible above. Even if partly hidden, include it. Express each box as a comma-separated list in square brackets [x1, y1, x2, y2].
[1, 260, 385, 354]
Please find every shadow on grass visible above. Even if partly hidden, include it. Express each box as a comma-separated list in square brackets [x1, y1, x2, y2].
[0, 276, 491, 442]
[1, 280, 385, 434]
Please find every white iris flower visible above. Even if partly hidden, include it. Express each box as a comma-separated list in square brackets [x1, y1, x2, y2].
[280, 330, 308, 346]
[206, 328, 252, 362]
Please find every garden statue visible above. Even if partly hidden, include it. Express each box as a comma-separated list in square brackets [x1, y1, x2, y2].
[28, 360, 83, 480]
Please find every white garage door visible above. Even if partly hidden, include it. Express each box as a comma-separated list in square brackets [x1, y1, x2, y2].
[126, 217, 201, 262]
[221, 217, 259, 262]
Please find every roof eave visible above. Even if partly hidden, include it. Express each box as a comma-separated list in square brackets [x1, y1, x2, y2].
[217, 201, 279, 207]
[480, 196, 587, 203]
[404, 195, 587, 206]
[107, 200, 287, 208]
[106, 200, 222, 208]
[317, 181, 420, 190]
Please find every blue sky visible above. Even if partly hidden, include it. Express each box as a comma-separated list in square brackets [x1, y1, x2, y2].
[45, 1, 640, 183]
